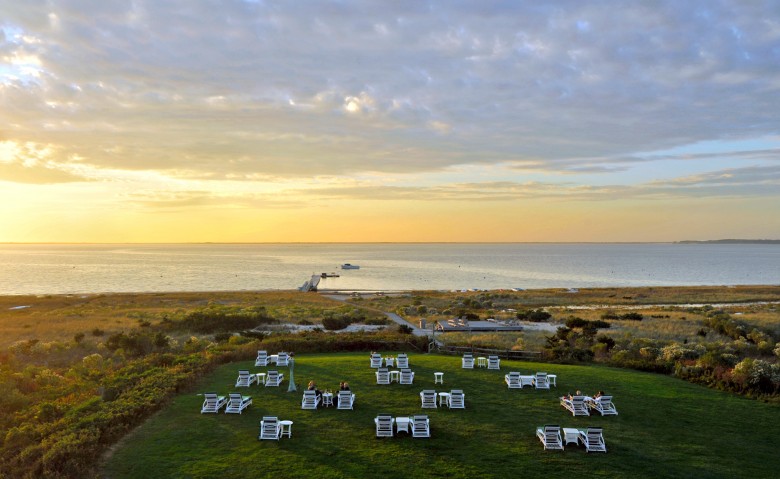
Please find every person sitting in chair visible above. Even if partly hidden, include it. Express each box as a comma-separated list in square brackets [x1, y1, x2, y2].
[308, 380, 322, 401]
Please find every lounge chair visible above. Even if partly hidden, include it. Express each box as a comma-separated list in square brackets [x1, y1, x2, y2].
[579, 427, 607, 453]
[200, 392, 226, 413]
[235, 370, 258, 387]
[254, 350, 268, 367]
[375, 414, 394, 437]
[536, 425, 564, 450]
[590, 396, 618, 416]
[259, 416, 280, 440]
[370, 353, 383, 368]
[447, 390, 465, 409]
[487, 355, 500, 370]
[301, 390, 321, 410]
[534, 372, 550, 390]
[396, 353, 409, 369]
[412, 415, 430, 438]
[337, 390, 355, 410]
[561, 396, 590, 416]
[420, 389, 437, 409]
[265, 370, 284, 387]
[462, 353, 474, 369]
[225, 393, 252, 414]
[376, 367, 390, 385]
[399, 368, 415, 385]
[276, 352, 289, 367]
[505, 372, 522, 389]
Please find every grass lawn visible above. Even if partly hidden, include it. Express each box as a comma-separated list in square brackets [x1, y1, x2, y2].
[102, 353, 780, 479]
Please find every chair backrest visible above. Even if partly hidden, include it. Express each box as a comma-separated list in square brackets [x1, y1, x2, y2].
[227, 393, 242, 404]
[338, 390, 354, 409]
[420, 390, 437, 408]
[202, 393, 222, 412]
[370, 354, 382, 368]
[542, 425, 560, 443]
[266, 370, 280, 386]
[376, 368, 390, 384]
[255, 350, 268, 366]
[260, 416, 279, 439]
[302, 390, 318, 409]
[535, 372, 549, 388]
[599, 396, 612, 406]
[462, 354, 474, 368]
[487, 355, 500, 369]
[400, 369, 414, 384]
[449, 390, 465, 408]
[584, 427, 606, 451]
[396, 354, 409, 368]
[276, 352, 289, 366]
[376, 415, 393, 437]
[412, 415, 430, 437]
[236, 370, 253, 386]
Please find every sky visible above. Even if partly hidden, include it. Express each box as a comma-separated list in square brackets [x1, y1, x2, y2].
[1, 0, 779, 243]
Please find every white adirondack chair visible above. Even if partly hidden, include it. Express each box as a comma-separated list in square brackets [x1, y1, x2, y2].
[420, 390, 437, 409]
[259, 416, 280, 440]
[376, 368, 390, 385]
[536, 425, 563, 450]
[200, 393, 226, 413]
[396, 353, 409, 369]
[487, 355, 500, 370]
[375, 414, 394, 437]
[462, 353, 474, 369]
[505, 372, 522, 389]
[370, 354, 383, 368]
[301, 390, 321, 410]
[534, 372, 550, 390]
[579, 427, 607, 453]
[265, 370, 284, 387]
[275, 352, 289, 367]
[399, 369, 415, 385]
[561, 396, 590, 416]
[337, 391, 355, 410]
[412, 415, 430, 438]
[235, 370, 258, 387]
[590, 396, 618, 416]
[254, 350, 268, 367]
[447, 390, 465, 409]
[225, 393, 252, 414]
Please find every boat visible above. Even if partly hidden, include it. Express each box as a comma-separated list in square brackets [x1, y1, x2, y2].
[321, 272, 340, 278]
[341, 263, 360, 270]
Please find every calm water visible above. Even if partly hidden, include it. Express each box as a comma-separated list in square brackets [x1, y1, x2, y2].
[0, 243, 778, 295]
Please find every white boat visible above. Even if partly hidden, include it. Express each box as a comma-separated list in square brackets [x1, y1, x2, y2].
[341, 263, 360, 270]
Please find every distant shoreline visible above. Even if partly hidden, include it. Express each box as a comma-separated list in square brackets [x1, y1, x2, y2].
[676, 239, 780, 244]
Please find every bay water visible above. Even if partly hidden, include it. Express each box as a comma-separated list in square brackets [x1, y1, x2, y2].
[0, 243, 778, 295]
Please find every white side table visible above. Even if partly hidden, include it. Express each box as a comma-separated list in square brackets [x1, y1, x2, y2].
[279, 420, 293, 438]
[395, 417, 411, 434]
[322, 393, 334, 407]
[255, 373, 266, 385]
[562, 427, 579, 445]
[434, 372, 444, 384]
[477, 357, 487, 368]
[548, 374, 557, 387]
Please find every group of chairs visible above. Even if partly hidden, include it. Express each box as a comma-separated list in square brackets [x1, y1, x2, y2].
[461, 353, 500, 370]
[536, 425, 607, 453]
[505, 371, 551, 389]
[236, 369, 285, 387]
[375, 414, 430, 438]
[375, 367, 415, 385]
[560, 395, 618, 416]
[419, 389, 465, 409]
[370, 352, 409, 369]
[200, 392, 253, 414]
[255, 350, 289, 367]
[301, 390, 356, 410]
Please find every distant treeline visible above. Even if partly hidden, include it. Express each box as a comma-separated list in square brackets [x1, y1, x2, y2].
[677, 239, 780, 244]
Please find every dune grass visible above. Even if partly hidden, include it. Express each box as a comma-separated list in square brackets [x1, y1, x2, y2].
[102, 353, 780, 479]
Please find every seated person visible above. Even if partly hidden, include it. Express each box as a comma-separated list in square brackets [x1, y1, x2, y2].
[592, 390, 604, 403]
[307, 380, 322, 401]
[340, 381, 351, 391]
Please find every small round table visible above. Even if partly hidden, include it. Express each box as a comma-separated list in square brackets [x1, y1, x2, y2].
[255, 373, 266, 385]
[477, 357, 487, 368]
[279, 420, 293, 438]
[438, 392, 451, 406]
[434, 372, 444, 384]
[322, 392, 334, 407]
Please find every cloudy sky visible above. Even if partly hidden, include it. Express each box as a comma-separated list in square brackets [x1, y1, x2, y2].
[1, 0, 779, 242]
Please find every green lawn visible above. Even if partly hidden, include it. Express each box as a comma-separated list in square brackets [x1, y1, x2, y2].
[102, 353, 780, 479]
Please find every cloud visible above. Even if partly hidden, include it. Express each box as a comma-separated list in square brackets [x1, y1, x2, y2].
[0, 0, 778, 182]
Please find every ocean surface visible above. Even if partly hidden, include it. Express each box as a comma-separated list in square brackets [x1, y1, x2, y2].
[0, 243, 778, 295]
